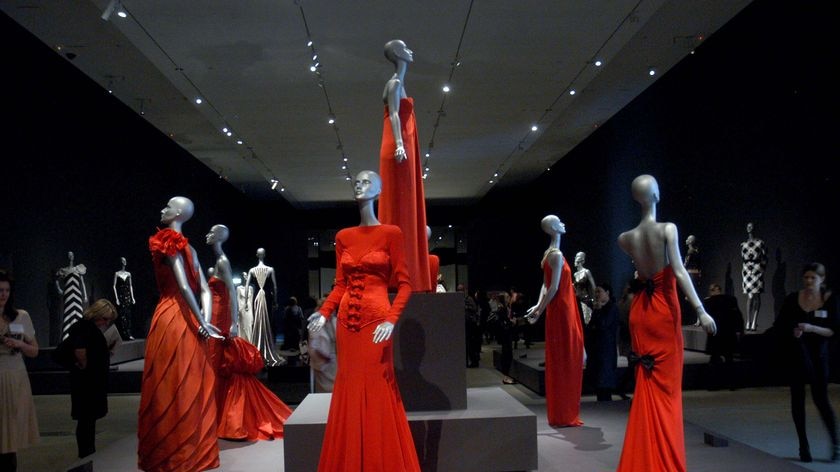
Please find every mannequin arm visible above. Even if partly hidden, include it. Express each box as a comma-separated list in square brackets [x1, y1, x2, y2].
[386, 79, 406, 163]
[167, 251, 221, 339]
[666, 224, 716, 335]
[585, 270, 596, 295]
[307, 313, 326, 333]
[55, 278, 62, 295]
[218, 258, 239, 336]
[526, 252, 562, 323]
[373, 321, 394, 343]
[270, 269, 278, 309]
[128, 274, 136, 304]
[112, 273, 120, 305]
[80, 277, 88, 305]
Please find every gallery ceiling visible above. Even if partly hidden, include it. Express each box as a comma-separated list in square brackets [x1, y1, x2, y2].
[2, 0, 752, 208]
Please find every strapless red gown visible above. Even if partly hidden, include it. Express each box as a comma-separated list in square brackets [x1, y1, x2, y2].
[543, 258, 584, 427]
[317, 225, 419, 471]
[617, 266, 686, 472]
[138, 229, 219, 472]
[379, 97, 432, 292]
[208, 277, 292, 441]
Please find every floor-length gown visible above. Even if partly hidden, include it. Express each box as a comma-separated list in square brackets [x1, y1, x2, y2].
[138, 228, 218, 472]
[617, 266, 686, 472]
[58, 264, 86, 341]
[317, 224, 420, 471]
[208, 277, 291, 441]
[378, 97, 432, 292]
[236, 284, 254, 343]
[543, 254, 584, 427]
[250, 267, 284, 366]
[114, 273, 134, 339]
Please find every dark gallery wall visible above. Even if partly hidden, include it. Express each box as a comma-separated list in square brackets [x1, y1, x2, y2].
[1, 13, 305, 345]
[3, 0, 838, 346]
[466, 0, 838, 330]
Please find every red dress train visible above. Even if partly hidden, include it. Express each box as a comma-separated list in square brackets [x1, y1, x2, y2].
[208, 277, 292, 441]
[543, 257, 584, 427]
[617, 266, 686, 472]
[138, 229, 219, 472]
[379, 97, 432, 292]
[317, 225, 420, 472]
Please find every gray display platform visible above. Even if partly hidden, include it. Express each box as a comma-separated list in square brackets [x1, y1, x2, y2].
[393, 292, 466, 411]
[284, 387, 537, 472]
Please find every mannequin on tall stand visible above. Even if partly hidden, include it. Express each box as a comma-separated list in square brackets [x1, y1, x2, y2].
[525, 215, 585, 428]
[112, 257, 136, 340]
[615, 175, 716, 472]
[56, 251, 87, 341]
[378, 39, 432, 292]
[741, 222, 767, 331]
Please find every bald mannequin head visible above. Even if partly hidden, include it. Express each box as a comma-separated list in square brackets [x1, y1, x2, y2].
[631, 174, 660, 206]
[205, 224, 229, 245]
[384, 39, 413, 64]
[354, 170, 382, 201]
[160, 196, 194, 224]
[541, 214, 566, 235]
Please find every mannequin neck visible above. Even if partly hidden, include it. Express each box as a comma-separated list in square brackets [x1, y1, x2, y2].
[168, 220, 183, 233]
[212, 243, 224, 258]
[358, 199, 380, 227]
[394, 60, 408, 82]
[640, 202, 657, 223]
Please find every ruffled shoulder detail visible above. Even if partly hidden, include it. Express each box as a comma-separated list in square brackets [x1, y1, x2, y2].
[149, 228, 188, 256]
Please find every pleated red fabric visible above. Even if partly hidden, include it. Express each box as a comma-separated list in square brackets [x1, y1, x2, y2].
[617, 266, 686, 472]
[138, 229, 219, 472]
[378, 97, 432, 293]
[543, 258, 584, 427]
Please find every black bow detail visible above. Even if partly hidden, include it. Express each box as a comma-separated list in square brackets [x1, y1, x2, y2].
[628, 351, 656, 371]
[629, 278, 656, 296]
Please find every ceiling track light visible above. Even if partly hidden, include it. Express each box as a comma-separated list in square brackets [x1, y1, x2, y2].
[270, 178, 279, 190]
[101, 0, 126, 21]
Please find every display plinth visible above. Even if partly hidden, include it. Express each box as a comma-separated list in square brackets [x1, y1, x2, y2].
[394, 292, 466, 411]
[283, 387, 537, 472]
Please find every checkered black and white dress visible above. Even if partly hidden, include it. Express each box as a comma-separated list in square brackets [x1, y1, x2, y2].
[740, 239, 767, 295]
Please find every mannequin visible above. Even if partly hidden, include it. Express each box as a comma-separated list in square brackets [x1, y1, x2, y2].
[237, 271, 255, 343]
[112, 257, 136, 340]
[307, 170, 420, 471]
[205, 224, 291, 440]
[615, 175, 716, 472]
[741, 222, 767, 331]
[56, 251, 88, 341]
[682, 235, 702, 325]
[138, 196, 222, 472]
[246, 248, 284, 366]
[378, 39, 432, 293]
[573, 251, 596, 325]
[525, 215, 584, 427]
[427, 226, 440, 291]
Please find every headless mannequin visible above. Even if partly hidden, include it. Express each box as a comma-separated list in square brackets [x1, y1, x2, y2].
[206, 224, 238, 336]
[741, 222, 767, 331]
[308, 170, 395, 344]
[616, 175, 716, 334]
[158, 197, 222, 340]
[112, 257, 136, 340]
[383, 40, 413, 162]
[573, 251, 596, 324]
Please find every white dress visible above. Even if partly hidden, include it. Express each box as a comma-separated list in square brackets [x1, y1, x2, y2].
[0, 310, 39, 453]
[249, 266, 284, 366]
[236, 284, 254, 343]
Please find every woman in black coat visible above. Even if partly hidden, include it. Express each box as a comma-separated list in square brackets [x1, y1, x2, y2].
[66, 299, 117, 458]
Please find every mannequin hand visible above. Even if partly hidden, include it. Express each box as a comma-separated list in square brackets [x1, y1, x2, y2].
[308, 313, 326, 333]
[115, 299, 121, 306]
[199, 322, 224, 340]
[583, 348, 587, 368]
[229, 323, 239, 338]
[525, 305, 541, 324]
[395, 145, 407, 163]
[373, 321, 394, 343]
[698, 312, 717, 335]
[131, 298, 136, 304]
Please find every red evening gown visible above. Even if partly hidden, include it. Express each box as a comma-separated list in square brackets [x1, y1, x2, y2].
[317, 225, 420, 472]
[379, 97, 432, 293]
[617, 266, 686, 472]
[543, 256, 585, 427]
[208, 277, 292, 441]
[138, 229, 219, 472]
[428, 253, 440, 289]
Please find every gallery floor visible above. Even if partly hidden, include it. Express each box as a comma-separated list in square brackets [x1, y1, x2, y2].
[21, 343, 838, 472]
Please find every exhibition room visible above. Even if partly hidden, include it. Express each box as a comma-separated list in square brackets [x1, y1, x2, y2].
[1, 1, 837, 471]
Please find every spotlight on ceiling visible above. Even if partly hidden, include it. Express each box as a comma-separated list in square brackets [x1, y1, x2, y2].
[442, 84, 451, 93]
[270, 179, 279, 190]
[100, 0, 124, 21]
[531, 125, 538, 132]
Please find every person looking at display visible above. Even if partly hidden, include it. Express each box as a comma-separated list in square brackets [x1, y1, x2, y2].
[773, 262, 838, 463]
[0, 270, 39, 472]
[615, 174, 716, 472]
[308, 170, 420, 471]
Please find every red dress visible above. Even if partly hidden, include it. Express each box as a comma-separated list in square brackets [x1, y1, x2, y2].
[428, 254, 440, 289]
[379, 97, 432, 292]
[138, 229, 219, 472]
[543, 257, 584, 427]
[317, 225, 420, 471]
[208, 277, 292, 441]
[617, 266, 686, 472]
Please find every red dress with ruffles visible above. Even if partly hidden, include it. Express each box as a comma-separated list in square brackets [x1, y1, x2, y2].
[208, 277, 292, 441]
[379, 97, 432, 292]
[138, 229, 219, 472]
[543, 257, 584, 427]
[316, 225, 419, 471]
[617, 266, 686, 472]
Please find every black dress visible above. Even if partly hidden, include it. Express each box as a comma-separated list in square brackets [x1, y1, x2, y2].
[114, 274, 134, 339]
[586, 299, 619, 399]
